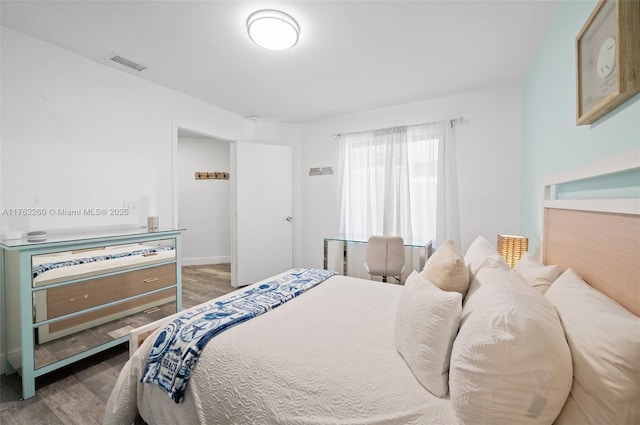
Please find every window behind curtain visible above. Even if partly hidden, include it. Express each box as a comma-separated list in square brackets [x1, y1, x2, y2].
[339, 124, 439, 244]
[407, 125, 439, 243]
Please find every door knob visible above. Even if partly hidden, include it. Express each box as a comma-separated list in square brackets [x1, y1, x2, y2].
[286, 216, 293, 222]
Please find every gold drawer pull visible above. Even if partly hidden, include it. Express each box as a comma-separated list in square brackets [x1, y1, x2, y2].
[142, 277, 160, 283]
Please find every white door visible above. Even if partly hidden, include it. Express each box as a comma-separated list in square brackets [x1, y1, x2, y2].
[231, 141, 293, 287]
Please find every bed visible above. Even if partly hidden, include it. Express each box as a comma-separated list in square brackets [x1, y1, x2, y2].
[104, 149, 640, 425]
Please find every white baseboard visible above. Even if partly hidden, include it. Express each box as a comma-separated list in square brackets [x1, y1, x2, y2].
[181, 256, 230, 266]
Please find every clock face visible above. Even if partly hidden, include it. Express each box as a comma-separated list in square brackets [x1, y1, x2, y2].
[576, 0, 640, 125]
[596, 36, 616, 78]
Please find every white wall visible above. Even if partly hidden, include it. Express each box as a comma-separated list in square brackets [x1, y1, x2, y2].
[0, 28, 248, 233]
[298, 87, 523, 269]
[521, 1, 640, 256]
[0, 27, 301, 373]
[177, 136, 231, 265]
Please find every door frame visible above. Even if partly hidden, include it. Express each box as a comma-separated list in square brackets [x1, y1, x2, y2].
[171, 122, 234, 274]
[171, 122, 234, 229]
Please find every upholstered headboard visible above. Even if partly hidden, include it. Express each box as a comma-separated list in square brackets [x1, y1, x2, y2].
[542, 148, 640, 316]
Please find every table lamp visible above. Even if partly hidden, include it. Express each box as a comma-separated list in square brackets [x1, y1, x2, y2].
[497, 234, 528, 268]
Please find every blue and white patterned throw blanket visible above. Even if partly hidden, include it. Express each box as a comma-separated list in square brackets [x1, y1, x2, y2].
[32, 246, 175, 279]
[140, 268, 337, 403]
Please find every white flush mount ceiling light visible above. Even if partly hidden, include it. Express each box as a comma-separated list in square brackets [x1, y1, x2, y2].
[247, 9, 300, 50]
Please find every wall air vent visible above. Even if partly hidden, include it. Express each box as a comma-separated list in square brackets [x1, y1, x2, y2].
[108, 54, 147, 72]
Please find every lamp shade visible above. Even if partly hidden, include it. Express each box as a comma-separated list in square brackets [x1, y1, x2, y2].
[247, 9, 299, 50]
[497, 235, 528, 268]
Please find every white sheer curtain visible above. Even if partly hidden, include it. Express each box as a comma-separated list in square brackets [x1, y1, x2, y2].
[434, 122, 460, 247]
[339, 120, 460, 248]
[339, 126, 412, 239]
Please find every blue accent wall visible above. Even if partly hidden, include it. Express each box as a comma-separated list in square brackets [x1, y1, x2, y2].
[521, 0, 640, 255]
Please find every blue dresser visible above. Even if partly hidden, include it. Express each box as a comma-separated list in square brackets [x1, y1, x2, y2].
[1, 227, 183, 399]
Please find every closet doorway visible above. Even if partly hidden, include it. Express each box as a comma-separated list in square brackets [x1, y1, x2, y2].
[176, 129, 232, 280]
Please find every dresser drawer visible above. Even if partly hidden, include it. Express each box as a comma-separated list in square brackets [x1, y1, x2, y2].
[47, 287, 176, 336]
[40, 263, 176, 321]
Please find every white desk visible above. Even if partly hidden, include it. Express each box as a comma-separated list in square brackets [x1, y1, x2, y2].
[323, 236, 432, 276]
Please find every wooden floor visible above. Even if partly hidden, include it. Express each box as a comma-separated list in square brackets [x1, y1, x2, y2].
[0, 264, 234, 425]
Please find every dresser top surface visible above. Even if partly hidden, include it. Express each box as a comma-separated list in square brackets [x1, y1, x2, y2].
[0, 226, 184, 250]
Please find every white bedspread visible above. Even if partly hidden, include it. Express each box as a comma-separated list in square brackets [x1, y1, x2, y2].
[104, 274, 456, 425]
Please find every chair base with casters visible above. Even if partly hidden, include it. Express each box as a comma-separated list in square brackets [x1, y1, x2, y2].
[363, 236, 405, 283]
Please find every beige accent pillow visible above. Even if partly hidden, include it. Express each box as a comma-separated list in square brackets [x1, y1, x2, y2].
[449, 266, 572, 425]
[395, 271, 462, 397]
[515, 253, 562, 294]
[421, 240, 469, 294]
[545, 269, 640, 425]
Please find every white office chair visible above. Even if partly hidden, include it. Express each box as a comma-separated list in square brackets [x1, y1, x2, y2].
[364, 236, 405, 283]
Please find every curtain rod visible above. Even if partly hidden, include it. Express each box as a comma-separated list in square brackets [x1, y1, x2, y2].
[332, 116, 464, 139]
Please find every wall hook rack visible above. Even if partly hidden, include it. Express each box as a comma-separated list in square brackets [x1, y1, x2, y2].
[195, 171, 230, 180]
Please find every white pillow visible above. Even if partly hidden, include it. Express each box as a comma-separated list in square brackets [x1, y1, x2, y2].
[395, 271, 462, 397]
[449, 266, 572, 425]
[545, 269, 640, 425]
[515, 253, 561, 294]
[421, 240, 469, 294]
[463, 235, 507, 280]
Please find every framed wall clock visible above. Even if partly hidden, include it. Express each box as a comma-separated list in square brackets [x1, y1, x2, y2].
[576, 0, 640, 125]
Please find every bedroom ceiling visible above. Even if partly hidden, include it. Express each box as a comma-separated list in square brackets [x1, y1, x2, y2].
[0, 0, 558, 123]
